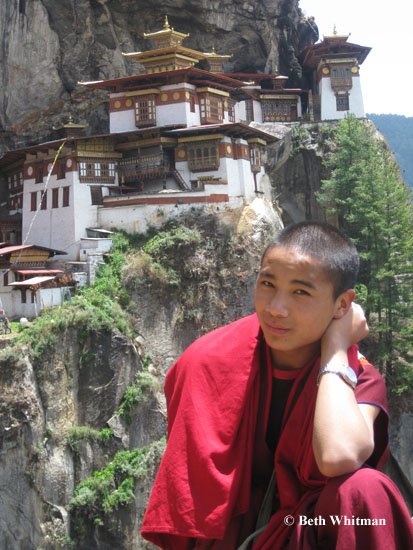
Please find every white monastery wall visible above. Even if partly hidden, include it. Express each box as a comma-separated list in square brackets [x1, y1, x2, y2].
[110, 109, 136, 133]
[22, 171, 77, 258]
[320, 76, 365, 120]
[98, 196, 246, 235]
[252, 100, 263, 124]
[348, 77, 365, 118]
[157, 102, 191, 127]
[73, 173, 100, 255]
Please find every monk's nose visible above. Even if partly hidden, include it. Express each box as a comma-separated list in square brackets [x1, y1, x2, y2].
[266, 293, 289, 317]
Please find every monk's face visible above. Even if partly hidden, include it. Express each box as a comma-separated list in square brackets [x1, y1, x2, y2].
[254, 245, 344, 370]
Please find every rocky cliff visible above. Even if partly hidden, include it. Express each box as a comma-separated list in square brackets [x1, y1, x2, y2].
[0, 0, 317, 151]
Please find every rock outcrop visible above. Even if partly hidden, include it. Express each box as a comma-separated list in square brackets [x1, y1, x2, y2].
[0, 0, 317, 151]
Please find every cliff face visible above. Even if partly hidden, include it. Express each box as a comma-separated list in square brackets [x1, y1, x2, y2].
[0, 0, 317, 151]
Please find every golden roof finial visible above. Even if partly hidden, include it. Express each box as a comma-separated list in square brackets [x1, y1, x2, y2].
[68, 113, 73, 124]
[333, 24, 337, 35]
[164, 15, 170, 30]
[211, 45, 216, 54]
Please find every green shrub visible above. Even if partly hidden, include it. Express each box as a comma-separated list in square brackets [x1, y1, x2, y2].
[67, 426, 113, 456]
[117, 371, 161, 424]
[68, 436, 166, 525]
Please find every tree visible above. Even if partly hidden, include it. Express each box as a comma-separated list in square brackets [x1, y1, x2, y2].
[317, 114, 413, 392]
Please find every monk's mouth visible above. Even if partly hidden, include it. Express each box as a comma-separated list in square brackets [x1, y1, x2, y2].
[264, 322, 291, 335]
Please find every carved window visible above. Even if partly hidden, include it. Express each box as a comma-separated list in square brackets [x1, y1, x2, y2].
[262, 100, 295, 122]
[199, 93, 224, 124]
[249, 145, 263, 173]
[78, 160, 116, 183]
[330, 65, 352, 88]
[135, 95, 157, 127]
[187, 141, 220, 172]
[336, 94, 349, 111]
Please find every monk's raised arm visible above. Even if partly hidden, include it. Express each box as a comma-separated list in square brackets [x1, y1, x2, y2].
[313, 302, 380, 478]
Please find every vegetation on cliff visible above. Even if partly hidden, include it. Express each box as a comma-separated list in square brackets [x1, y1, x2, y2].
[68, 437, 166, 535]
[318, 115, 413, 392]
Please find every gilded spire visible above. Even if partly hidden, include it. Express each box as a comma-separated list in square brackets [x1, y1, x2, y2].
[333, 24, 337, 35]
[163, 15, 170, 30]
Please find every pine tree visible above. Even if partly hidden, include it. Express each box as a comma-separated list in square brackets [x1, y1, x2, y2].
[317, 115, 413, 392]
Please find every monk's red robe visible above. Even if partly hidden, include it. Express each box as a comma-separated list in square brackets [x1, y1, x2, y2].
[141, 314, 413, 549]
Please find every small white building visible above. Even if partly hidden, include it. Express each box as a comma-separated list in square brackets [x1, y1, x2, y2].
[301, 31, 370, 121]
[0, 243, 69, 320]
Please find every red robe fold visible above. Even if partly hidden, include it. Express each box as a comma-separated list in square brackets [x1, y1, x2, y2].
[141, 314, 408, 550]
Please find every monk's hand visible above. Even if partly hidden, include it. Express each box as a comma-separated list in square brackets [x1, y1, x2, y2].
[322, 303, 369, 353]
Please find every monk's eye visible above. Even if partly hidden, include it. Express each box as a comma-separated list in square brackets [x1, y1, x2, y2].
[295, 289, 310, 296]
[261, 280, 274, 288]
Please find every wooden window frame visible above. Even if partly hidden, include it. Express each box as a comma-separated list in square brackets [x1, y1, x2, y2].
[250, 145, 263, 173]
[57, 161, 66, 180]
[90, 186, 103, 206]
[187, 141, 220, 172]
[135, 95, 157, 128]
[262, 100, 295, 122]
[52, 188, 59, 208]
[330, 64, 353, 89]
[228, 100, 236, 122]
[62, 186, 70, 207]
[78, 159, 116, 183]
[336, 94, 350, 111]
[30, 192, 37, 212]
[35, 165, 44, 184]
[199, 93, 224, 124]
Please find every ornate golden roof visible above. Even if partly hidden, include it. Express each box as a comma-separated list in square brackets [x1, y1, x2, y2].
[52, 113, 87, 131]
[143, 16, 190, 48]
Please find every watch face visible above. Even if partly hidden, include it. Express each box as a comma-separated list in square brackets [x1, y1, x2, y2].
[345, 366, 357, 386]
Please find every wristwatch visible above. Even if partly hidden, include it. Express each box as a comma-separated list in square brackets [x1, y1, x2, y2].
[317, 363, 358, 389]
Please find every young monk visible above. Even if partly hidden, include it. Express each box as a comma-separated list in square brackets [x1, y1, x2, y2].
[141, 221, 413, 550]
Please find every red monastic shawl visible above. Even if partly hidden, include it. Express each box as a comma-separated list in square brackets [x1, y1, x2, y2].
[141, 314, 390, 550]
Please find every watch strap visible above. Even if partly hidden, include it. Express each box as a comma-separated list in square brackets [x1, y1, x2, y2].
[317, 363, 357, 389]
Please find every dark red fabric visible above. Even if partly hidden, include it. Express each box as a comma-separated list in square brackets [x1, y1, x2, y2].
[141, 314, 397, 550]
[287, 468, 413, 550]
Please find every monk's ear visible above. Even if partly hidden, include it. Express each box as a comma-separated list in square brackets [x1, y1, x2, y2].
[333, 289, 355, 319]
